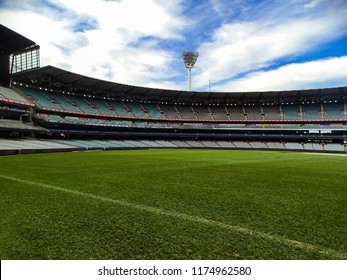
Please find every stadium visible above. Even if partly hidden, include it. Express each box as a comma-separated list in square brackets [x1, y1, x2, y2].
[0, 24, 346, 260]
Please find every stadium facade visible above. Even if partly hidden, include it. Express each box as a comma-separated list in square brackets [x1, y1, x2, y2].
[1, 25, 346, 155]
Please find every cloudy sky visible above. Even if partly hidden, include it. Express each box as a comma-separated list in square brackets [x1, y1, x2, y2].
[1, 0, 347, 92]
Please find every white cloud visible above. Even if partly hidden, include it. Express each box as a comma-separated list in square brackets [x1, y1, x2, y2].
[214, 56, 347, 92]
[304, 0, 324, 9]
[193, 0, 347, 90]
[1, 0, 347, 92]
[0, 0, 188, 87]
[54, 0, 187, 40]
[195, 18, 347, 88]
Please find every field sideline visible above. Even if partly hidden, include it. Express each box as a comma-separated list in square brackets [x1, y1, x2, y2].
[0, 149, 346, 259]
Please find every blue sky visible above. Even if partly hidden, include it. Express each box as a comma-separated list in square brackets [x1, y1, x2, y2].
[1, 0, 347, 92]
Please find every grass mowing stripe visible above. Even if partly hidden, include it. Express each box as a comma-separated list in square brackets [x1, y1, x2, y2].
[1, 174, 345, 259]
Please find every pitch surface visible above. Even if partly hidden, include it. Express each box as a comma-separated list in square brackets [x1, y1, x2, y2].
[0, 150, 346, 259]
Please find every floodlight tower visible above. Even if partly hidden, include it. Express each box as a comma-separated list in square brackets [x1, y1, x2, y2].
[182, 51, 199, 91]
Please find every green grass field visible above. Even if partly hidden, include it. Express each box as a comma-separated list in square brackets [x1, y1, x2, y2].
[0, 149, 346, 260]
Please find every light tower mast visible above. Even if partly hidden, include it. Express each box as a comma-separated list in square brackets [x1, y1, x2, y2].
[182, 51, 199, 91]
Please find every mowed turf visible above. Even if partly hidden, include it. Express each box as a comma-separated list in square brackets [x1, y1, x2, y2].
[0, 149, 346, 259]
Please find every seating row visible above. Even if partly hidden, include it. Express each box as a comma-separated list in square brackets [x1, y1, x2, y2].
[0, 119, 47, 132]
[1, 139, 345, 152]
[0, 86, 33, 105]
[16, 86, 347, 121]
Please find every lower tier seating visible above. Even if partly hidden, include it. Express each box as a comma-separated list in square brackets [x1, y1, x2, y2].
[1, 139, 345, 153]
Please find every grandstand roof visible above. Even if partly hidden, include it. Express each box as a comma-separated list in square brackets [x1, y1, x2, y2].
[0, 24, 37, 54]
[12, 65, 347, 104]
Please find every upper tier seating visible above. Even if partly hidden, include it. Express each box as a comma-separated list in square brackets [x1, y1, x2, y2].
[18, 87, 64, 110]
[302, 104, 322, 120]
[141, 103, 163, 118]
[104, 100, 133, 117]
[15, 86, 346, 122]
[192, 106, 213, 120]
[89, 98, 115, 115]
[0, 86, 33, 105]
[175, 105, 197, 119]
[43, 91, 83, 112]
[226, 106, 247, 120]
[157, 104, 180, 118]
[209, 106, 228, 120]
[124, 102, 149, 118]
[323, 103, 345, 119]
[65, 95, 100, 114]
[243, 106, 264, 121]
[281, 105, 302, 120]
[261, 105, 282, 120]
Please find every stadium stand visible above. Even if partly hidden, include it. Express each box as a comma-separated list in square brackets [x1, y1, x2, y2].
[265, 142, 277, 149]
[323, 103, 345, 120]
[157, 104, 179, 119]
[141, 103, 163, 118]
[262, 105, 282, 121]
[215, 141, 236, 148]
[14, 84, 347, 123]
[18, 87, 63, 110]
[0, 86, 33, 105]
[209, 106, 228, 120]
[192, 105, 213, 120]
[323, 143, 345, 152]
[244, 106, 264, 121]
[233, 141, 253, 149]
[0, 119, 47, 132]
[227, 106, 247, 120]
[89, 98, 114, 115]
[285, 142, 304, 150]
[249, 142, 268, 149]
[0, 138, 76, 150]
[282, 105, 302, 120]
[200, 140, 220, 148]
[174, 105, 196, 119]
[64, 94, 99, 114]
[124, 102, 149, 118]
[1, 137, 346, 154]
[154, 140, 178, 148]
[1, 26, 347, 155]
[302, 104, 322, 120]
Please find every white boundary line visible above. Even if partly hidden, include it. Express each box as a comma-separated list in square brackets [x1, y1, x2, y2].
[303, 152, 347, 156]
[1, 174, 346, 259]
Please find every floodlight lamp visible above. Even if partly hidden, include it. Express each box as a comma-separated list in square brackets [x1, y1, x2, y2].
[182, 51, 199, 69]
